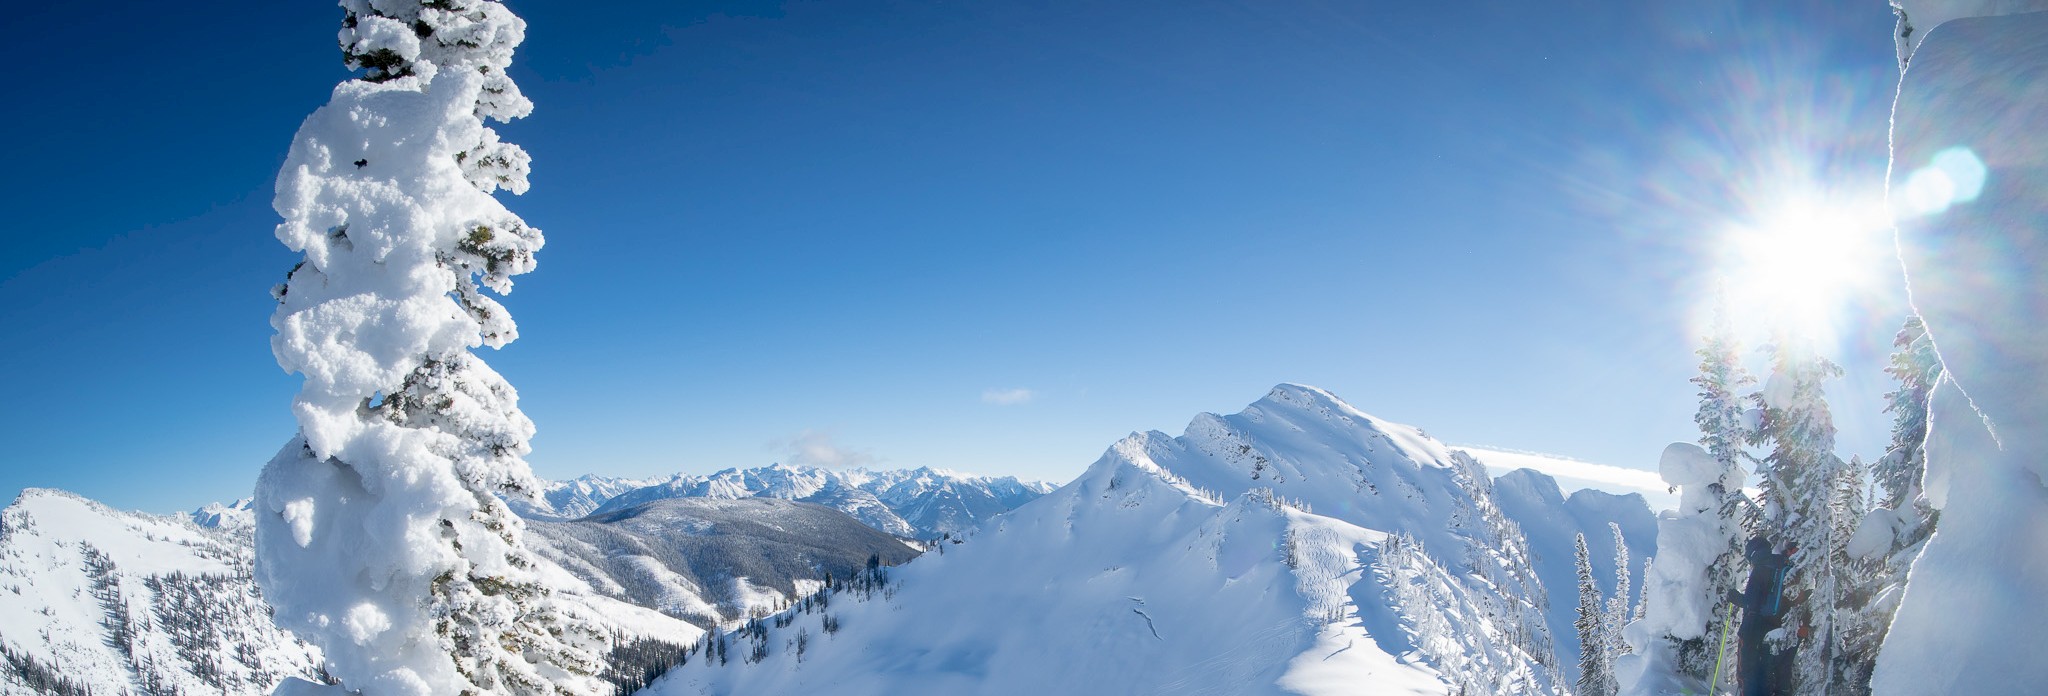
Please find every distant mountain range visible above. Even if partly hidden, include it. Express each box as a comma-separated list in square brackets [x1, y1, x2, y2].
[513, 464, 1058, 540]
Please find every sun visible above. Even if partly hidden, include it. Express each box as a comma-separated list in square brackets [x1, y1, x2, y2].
[1718, 194, 1891, 350]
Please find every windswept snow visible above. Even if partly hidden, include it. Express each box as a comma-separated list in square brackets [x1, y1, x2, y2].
[1890, 0, 2048, 62]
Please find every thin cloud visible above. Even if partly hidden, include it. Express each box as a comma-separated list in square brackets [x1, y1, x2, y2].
[1456, 446, 1676, 510]
[771, 430, 880, 469]
[981, 388, 1035, 406]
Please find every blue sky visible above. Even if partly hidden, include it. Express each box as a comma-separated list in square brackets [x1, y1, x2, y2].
[0, 0, 1907, 512]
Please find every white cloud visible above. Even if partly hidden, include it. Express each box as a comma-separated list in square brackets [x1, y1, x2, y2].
[1456, 446, 1677, 510]
[981, 388, 1035, 406]
[770, 430, 880, 469]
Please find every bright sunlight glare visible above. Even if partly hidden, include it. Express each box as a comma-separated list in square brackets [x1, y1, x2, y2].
[1720, 195, 1892, 351]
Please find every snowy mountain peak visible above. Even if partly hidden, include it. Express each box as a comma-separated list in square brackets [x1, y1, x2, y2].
[661, 384, 1642, 695]
[191, 496, 256, 530]
[1078, 384, 1487, 562]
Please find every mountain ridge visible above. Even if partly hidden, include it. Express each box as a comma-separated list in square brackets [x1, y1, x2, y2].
[653, 383, 1647, 695]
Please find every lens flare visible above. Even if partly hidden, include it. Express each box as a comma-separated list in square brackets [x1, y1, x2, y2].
[1899, 146, 1987, 217]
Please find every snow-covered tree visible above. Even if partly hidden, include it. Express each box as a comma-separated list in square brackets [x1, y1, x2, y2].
[1448, 451, 1556, 670]
[1675, 306, 1754, 680]
[1874, 316, 1940, 546]
[1604, 523, 1633, 664]
[1823, 455, 1875, 696]
[1614, 307, 1772, 696]
[1632, 556, 1650, 624]
[1833, 317, 1944, 695]
[1748, 340, 1848, 696]
[1575, 534, 1616, 696]
[253, 2, 604, 694]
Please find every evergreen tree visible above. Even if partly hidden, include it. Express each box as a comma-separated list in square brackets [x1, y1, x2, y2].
[1875, 316, 1940, 545]
[1676, 302, 1756, 680]
[1833, 316, 1944, 695]
[1633, 556, 1651, 624]
[1604, 523, 1633, 664]
[1826, 455, 1874, 696]
[1575, 534, 1616, 696]
[1747, 340, 1846, 696]
[253, 2, 603, 694]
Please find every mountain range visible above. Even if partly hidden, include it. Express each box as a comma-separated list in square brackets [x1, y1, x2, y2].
[651, 384, 1652, 695]
[517, 464, 1057, 540]
[0, 385, 1651, 696]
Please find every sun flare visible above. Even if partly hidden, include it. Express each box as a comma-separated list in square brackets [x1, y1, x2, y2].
[1718, 196, 1892, 349]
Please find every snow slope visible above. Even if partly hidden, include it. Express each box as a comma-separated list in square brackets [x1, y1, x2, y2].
[648, 384, 1588, 695]
[1875, 7, 2048, 693]
[0, 488, 703, 696]
[0, 488, 321, 695]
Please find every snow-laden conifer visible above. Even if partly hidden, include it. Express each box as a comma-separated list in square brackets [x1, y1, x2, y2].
[1604, 523, 1633, 666]
[1617, 441, 1739, 695]
[1677, 302, 1755, 680]
[1748, 341, 1847, 696]
[1832, 317, 1943, 695]
[253, 2, 604, 694]
[1632, 556, 1650, 624]
[1873, 316, 1939, 547]
[1622, 308, 1754, 688]
[1574, 534, 1616, 696]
